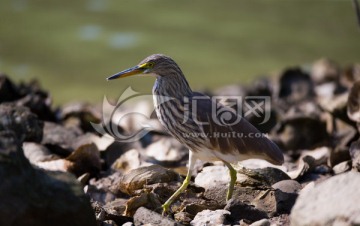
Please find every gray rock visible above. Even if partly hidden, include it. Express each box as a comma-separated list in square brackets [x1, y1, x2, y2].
[190, 209, 231, 226]
[23, 142, 59, 164]
[333, 161, 352, 174]
[60, 101, 101, 132]
[249, 219, 270, 226]
[290, 171, 360, 226]
[272, 180, 301, 214]
[272, 180, 302, 194]
[133, 207, 182, 226]
[194, 166, 230, 191]
[0, 131, 96, 226]
[41, 121, 82, 155]
[144, 136, 188, 167]
[0, 103, 43, 142]
[224, 199, 268, 223]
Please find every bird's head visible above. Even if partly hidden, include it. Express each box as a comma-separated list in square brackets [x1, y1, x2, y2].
[107, 54, 182, 80]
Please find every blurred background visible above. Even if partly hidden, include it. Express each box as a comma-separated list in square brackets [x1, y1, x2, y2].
[0, 0, 359, 105]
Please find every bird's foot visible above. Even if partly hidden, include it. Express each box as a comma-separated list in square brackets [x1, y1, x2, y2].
[161, 203, 171, 216]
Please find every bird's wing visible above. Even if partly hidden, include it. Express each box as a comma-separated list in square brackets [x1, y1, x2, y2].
[191, 92, 284, 165]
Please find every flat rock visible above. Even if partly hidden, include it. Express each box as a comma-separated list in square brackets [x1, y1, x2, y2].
[290, 171, 360, 226]
[190, 209, 231, 226]
[133, 207, 182, 226]
[119, 165, 180, 195]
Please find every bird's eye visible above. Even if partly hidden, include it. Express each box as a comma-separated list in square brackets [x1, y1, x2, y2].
[148, 62, 155, 68]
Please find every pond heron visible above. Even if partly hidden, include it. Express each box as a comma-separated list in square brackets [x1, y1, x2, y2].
[107, 54, 284, 214]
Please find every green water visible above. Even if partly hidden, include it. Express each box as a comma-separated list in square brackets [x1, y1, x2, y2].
[0, 0, 359, 105]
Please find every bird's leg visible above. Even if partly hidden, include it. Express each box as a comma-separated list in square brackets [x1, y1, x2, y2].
[162, 151, 196, 215]
[223, 162, 237, 201]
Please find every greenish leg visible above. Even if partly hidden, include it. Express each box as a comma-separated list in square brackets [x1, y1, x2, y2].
[223, 162, 237, 201]
[162, 151, 196, 215]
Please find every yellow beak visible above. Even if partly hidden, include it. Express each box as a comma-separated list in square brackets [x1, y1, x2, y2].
[107, 63, 148, 80]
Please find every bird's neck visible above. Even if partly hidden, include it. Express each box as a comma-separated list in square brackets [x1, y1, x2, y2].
[152, 74, 192, 99]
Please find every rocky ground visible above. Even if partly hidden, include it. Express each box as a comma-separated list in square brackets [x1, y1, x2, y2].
[1, 59, 360, 226]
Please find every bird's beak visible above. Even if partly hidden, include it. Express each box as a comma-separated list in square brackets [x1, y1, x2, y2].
[107, 63, 147, 80]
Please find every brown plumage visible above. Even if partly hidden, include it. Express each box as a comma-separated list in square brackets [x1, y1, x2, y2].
[107, 54, 284, 213]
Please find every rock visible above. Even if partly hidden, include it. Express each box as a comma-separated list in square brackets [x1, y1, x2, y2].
[14, 89, 55, 121]
[0, 103, 43, 142]
[34, 143, 101, 177]
[273, 189, 299, 214]
[112, 149, 143, 173]
[347, 80, 360, 124]
[124, 192, 162, 216]
[90, 171, 127, 196]
[41, 121, 82, 155]
[133, 207, 182, 226]
[61, 101, 101, 132]
[180, 196, 222, 218]
[311, 58, 340, 85]
[350, 140, 360, 171]
[237, 167, 291, 187]
[287, 156, 317, 180]
[190, 209, 231, 226]
[194, 166, 230, 191]
[144, 137, 188, 167]
[300, 147, 330, 166]
[102, 140, 140, 168]
[174, 212, 193, 225]
[85, 184, 117, 204]
[0, 74, 20, 102]
[102, 199, 132, 225]
[276, 114, 328, 152]
[102, 220, 118, 226]
[272, 180, 302, 194]
[23, 142, 59, 164]
[269, 214, 290, 226]
[290, 171, 360, 226]
[224, 199, 268, 223]
[249, 219, 270, 226]
[119, 165, 180, 196]
[278, 67, 315, 105]
[122, 223, 134, 226]
[66, 143, 101, 176]
[195, 165, 289, 194]
[333, 161, 352, 174]
[0, 131, 96, 226]
[341, 63, 360, 89]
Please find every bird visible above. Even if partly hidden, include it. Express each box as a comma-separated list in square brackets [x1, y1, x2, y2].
[107, 54, 284, 214]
